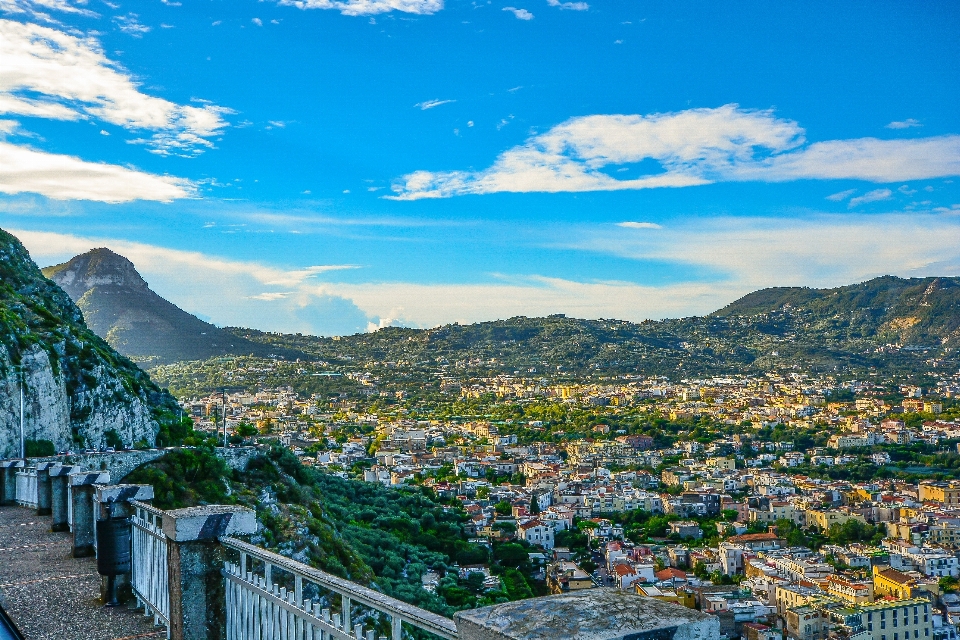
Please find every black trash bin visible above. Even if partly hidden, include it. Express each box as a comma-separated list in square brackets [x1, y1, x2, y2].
[96, 516, 131, 606]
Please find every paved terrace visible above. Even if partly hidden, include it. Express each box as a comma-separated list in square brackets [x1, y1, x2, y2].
[0, 505, 162, 640]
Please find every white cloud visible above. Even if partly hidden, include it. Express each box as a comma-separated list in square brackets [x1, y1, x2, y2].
[0, 19, 230, 156]
[18, 229, 371, 334]
[113, 13, 150, 37]
[0, 140, 193, 201]
[847, 188, 892, 208]
[826, 188, 856, 202]
[616, 221, 661, 229]
[415, 99, 456, 110]
[886, 118, 921, 129]
[0, 0, 97, 22]
[547, 0, 587, 10]
[566, 213, 960, 292]
[252, 17, 263, 26]
[389, 105, 960, 200]
[277, 0, 442, 17]
[503, 6, 533, 19]
[15, 212, 960, 334]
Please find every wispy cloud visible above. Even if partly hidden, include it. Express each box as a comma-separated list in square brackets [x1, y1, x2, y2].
[826, 188, 856, 202]
[0, 0, 98, 22]
[848, 188, 892, 208]
[415, 99, 456, 110]
[277, 0, 442, 17]
[616, 221, 661, 229]
[389, 105, 960, 200]
[547, 0, 587, 10]
[886, 118, 922, 129]
[0, 19, 231, 157]
[252, 17, 263, 26]
[503, 6, 533, 19]
[113, 13, 151, 37]
[0, 139, 193, 202]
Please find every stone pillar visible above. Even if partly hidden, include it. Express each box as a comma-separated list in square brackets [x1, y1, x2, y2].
[69, 470, 110, 558]
[0, 460, 24, 506]
[95, 484, 155, 603]
[49, 464, 75, 532]
[162, 505, 257, 640]
[35, 461, 56, 516]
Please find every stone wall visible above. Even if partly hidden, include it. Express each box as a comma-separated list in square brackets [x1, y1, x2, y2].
[10, 446, 259, 481]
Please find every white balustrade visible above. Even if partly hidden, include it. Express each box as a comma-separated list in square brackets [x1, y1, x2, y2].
[14, 468, 37, 508]
[131, 500, 171, 637]
[222, 538, 459, 640]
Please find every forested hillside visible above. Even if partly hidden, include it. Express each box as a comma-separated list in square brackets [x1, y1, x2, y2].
[126, 447, 542, 618]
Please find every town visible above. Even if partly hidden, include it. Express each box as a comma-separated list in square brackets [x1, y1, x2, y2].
[168, 361, 960, 640]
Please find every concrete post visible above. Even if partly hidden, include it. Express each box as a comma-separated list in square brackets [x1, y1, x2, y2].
[69, 471, 110, 558]
[162, 505, 256, 640]
[95, 484, 155, 604]
[35, 461, 56, 516]
[49, 464, 75, 532]
[0, 460, 24, 506]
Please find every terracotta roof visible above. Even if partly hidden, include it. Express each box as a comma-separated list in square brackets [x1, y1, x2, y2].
[656, 568, 687, 580]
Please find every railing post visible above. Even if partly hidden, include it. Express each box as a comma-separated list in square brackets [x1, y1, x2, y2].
[35, 461, 56, 516]
[162, 505, 256, 640]
[49, 464, 75, 532]
[69, 470, 110, 558]
[0, 460, 24, 505]
[342, 595, 352, 631]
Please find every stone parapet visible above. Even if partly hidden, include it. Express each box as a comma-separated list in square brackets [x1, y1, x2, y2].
[454, 590, 720, 640]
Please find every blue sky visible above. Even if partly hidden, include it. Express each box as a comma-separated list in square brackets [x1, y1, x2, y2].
[2, 0, 960, 335]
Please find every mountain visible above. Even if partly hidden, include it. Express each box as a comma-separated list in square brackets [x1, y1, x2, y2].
[208, 275, 960, 382]
[42, 248, 304, 366]
[715, 276, 960, 347]
[0, 229, 181, 457]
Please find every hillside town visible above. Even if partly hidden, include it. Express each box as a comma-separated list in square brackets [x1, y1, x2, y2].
[171, 367, 960, 640]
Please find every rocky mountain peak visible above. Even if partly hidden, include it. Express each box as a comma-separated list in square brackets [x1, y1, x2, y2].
[43, 247, 149, 299]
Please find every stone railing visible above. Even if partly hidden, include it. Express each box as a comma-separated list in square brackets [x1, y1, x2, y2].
[222, 538, 459, 640]
[13, 466, 36, 509]
[0, 453, 722, 640]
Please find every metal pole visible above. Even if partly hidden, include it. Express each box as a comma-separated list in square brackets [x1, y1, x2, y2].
[222, 390, 227, 449]
[20, 370, 25, 460]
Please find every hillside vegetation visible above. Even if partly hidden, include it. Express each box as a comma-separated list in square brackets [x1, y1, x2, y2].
[205, 276, 960, 384]
[126, 447, 540, 618]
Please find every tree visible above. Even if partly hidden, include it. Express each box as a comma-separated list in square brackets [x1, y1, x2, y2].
[495, 501, 512, 516]
[236, 422, 258, 438]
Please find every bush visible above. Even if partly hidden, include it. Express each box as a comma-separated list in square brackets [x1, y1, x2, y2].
[25, 438, 55, 457]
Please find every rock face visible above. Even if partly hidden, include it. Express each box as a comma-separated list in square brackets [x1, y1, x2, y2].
[0, 229, 178, 457]
[42, 248, 297, 366]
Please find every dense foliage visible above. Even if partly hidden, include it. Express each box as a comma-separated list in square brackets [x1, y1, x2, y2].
[125, 447, 539, 618]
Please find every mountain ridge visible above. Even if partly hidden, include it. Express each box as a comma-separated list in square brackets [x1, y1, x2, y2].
[42, 248, 306, 366]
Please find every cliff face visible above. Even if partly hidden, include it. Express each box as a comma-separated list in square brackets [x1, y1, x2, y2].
[0, 230, 177, 457]
[42, 248, 302, 366]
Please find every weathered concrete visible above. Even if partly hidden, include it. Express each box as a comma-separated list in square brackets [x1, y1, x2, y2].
[454, 590, 720, 640]
[0, 504, 163, 640]
[10, 446, 258, 483]
[48, 465, 74, 533]
[34, 463, 55, 517]
[0, 462, 23, 507]
[163, 505, 256, 640]
[69, 471, 109, 558]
